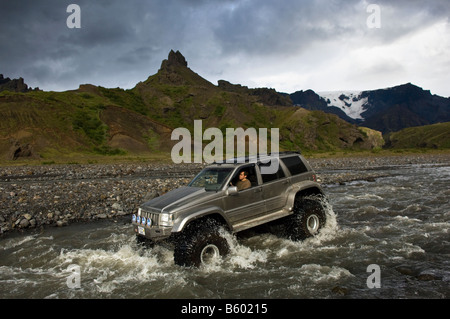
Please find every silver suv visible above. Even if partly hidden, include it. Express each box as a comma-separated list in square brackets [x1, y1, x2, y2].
[132, 152, 328, 267]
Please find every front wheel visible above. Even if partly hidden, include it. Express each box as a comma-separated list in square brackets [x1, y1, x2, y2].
[285, 196, 327, 241]
[174, 219, 230, 267]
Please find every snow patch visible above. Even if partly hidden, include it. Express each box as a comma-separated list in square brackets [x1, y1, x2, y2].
[317, 91, 368, 120]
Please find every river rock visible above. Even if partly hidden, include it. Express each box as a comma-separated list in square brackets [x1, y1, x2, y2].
[112, 203, 122, 211]
[417, 272, 440, 281]
[19, 218, 30, 228]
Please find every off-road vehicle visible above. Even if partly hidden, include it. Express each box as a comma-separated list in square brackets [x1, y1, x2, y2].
[132, 152, 328, 267]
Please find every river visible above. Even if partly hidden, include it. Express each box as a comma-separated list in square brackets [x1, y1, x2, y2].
[0, 163, 448, 299]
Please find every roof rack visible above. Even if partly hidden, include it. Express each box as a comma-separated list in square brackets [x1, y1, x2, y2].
[214, 150, 301, 165]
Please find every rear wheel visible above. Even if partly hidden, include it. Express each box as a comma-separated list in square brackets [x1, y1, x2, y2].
[285, 196, 327, 241]
[174, 219, 230, 267]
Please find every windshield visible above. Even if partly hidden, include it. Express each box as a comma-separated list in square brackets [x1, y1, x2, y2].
[188, 167, 234, 191]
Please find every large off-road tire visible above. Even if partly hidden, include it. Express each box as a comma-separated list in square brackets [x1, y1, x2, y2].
[174, 219, 230, 267]
[284, 195, 327, 241]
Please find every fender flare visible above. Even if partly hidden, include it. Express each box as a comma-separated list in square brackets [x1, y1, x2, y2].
[171, 206, 231, 233]
[285, 181, 324, 213]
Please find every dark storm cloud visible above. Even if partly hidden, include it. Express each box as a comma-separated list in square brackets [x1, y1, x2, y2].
[0, 0, 449, 94]
[211, 0, 449, 54]
[211, 0, 362, 54]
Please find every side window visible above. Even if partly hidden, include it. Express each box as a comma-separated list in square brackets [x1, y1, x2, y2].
[281, 156, 308, 176]
[258, 160, 285, 183]
[230, 165, 257, 190]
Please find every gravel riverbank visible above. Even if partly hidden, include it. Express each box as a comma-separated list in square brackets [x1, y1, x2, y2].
[1, 153, 449, 234]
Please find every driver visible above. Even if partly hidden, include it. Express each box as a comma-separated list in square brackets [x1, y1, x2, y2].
[235, 170, 251, 191]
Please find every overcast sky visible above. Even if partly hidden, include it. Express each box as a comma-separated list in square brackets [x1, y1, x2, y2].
[1, 0, 449, 96]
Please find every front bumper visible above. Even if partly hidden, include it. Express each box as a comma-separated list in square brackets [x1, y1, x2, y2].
[133, 223, 173, 240]
[132, 209, 175, 240]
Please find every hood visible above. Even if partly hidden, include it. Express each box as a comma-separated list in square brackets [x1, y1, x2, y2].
[141, 186, 211, 213]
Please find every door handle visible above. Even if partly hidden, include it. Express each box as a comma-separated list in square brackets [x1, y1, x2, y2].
[254, 187, 262, 193]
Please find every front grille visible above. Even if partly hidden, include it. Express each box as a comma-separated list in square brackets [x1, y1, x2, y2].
[140, 209, 159, 227]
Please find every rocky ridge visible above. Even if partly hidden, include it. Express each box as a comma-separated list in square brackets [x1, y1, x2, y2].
[1, 51, 385, 162]
[0, 74, 39, 93]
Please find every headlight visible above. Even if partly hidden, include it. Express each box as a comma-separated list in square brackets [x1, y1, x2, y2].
[160, 213, 174, 226]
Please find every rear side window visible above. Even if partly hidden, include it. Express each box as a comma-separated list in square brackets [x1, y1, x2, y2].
[259, 161, 285, 183]
[281, 156, 308, 176]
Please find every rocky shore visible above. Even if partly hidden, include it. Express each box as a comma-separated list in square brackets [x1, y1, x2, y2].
[1, 153, 449, 234]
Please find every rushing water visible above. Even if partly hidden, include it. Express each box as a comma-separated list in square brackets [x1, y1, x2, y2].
[0, 163, 448, 299]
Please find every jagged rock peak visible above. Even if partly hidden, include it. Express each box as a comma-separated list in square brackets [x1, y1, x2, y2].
[160, 50, 188, 70]
[0, 74, 39, 93]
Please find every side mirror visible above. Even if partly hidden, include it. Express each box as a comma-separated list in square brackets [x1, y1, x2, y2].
[227, 186, 238, 196]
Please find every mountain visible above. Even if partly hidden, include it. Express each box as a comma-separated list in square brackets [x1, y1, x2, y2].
[290, 83, 450, 134]
[0, 50, 382, 161]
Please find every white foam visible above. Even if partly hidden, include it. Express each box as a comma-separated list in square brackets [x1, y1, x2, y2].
[1, 235, 37, 250]
[392, 243, 425, 256]
[220, 229, 268, 269]
[298, 264, 354, 282]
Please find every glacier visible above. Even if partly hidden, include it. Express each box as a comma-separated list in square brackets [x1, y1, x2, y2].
[317, 91, 368, 120]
